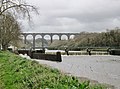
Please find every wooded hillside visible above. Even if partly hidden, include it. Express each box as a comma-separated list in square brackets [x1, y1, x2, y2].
[49, 28, 120, 49]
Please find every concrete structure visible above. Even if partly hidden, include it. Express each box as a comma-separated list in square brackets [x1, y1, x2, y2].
[21, 33, 80, 49]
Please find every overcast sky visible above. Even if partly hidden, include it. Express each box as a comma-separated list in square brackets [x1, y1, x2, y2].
[21, 0, 120, 33]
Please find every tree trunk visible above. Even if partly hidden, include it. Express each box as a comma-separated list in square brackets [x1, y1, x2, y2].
[2, 44, 8, 51]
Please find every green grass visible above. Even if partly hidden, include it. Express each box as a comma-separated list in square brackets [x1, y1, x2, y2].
[0, 51, 107, 89]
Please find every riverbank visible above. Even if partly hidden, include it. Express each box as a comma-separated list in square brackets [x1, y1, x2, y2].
[0, 51, 107, 89]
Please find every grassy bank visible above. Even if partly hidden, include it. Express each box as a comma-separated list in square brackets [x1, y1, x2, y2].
[0, 51, 107, 89]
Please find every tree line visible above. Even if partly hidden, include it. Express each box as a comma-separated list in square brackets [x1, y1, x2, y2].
[49, 28, 120, 49]
[74, 28, 120, 48]
[0, 0, 37, 50]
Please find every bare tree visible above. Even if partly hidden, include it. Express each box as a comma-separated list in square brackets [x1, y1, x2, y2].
[0, 0, 38, 50]
[0, 0, 38, 19]
[0, 13, 22, 50]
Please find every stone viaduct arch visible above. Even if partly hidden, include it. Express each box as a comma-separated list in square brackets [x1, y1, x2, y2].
[21, 33, 80, 49]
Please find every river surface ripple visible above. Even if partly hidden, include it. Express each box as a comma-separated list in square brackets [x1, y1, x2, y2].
[33, 55, 120, 89]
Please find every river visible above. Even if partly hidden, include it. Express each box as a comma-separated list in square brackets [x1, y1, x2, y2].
[32, 55, 120, 89]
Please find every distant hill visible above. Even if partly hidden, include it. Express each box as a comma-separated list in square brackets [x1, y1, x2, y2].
[18, 28, 120, 49]
[49, 28, 120, 49]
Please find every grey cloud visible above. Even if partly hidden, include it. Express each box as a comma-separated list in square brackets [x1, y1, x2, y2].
[22, 0, 120, 33]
